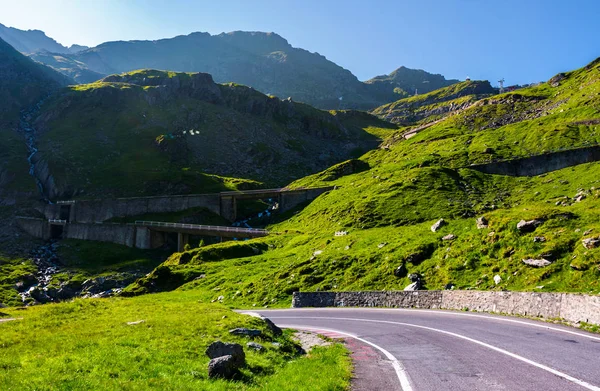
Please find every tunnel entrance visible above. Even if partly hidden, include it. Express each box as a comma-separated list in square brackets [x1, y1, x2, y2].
[50, 224, 64, 239]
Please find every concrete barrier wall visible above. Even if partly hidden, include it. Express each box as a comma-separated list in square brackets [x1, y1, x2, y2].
[469, 146, 600, 177]
[292, 290, 600, 326]
[280, 187, 333, 213]
[64, 222, 138, 247]
[16, 217, 51, 240]
[55, 194, 222, 223]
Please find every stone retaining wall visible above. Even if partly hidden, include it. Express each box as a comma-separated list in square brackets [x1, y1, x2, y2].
[292, 290, 600, 326]
[468, 145, 600, 177]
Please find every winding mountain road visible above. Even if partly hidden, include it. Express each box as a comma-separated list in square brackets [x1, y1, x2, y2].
[248, 308, 600, 391]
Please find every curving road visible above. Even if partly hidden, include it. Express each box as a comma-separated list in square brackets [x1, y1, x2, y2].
[247, 308, 600, 391]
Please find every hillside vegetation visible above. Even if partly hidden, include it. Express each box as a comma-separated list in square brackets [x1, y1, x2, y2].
[125, 57, 600, 305]
[0, 291, 351, 390]
[32, 69, 396, 200]
[370, 80, 496, 125]
[0, 36, 70, 202]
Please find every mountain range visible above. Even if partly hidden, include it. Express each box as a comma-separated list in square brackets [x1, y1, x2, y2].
[0, 24, 459, 110]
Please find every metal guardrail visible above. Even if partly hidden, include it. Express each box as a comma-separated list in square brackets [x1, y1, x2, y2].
[134, 221, 269, 235]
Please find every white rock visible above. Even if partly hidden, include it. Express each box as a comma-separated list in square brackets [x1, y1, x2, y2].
[493, 275, 502, 285]
[522, 259, 552, 267]
[431, 219, 446, 232]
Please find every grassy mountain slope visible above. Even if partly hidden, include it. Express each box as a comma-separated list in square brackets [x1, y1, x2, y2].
[0, 37, 70, 201]
[370, 80, 496, 125]
[32, 69, 396, 200]
[28, 51, 105, 83]
[125, 57, 600, 304]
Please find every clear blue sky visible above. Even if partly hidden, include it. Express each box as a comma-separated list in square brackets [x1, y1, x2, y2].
[1, 0, 598, 86]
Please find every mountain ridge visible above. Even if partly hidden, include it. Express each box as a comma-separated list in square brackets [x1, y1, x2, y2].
[21, 29, 462, 110]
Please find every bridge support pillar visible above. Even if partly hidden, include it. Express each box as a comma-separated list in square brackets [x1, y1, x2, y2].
[220, 195, 237, 222]
[177, 233, 190, 252]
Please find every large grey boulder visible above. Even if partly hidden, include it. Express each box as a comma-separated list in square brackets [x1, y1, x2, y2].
[404, 281, 421, 291]
[205, 341, 245, 367]
[522, 258, 552, 267]
[517, 219, 543, 233]
[208, 355, 238, 379]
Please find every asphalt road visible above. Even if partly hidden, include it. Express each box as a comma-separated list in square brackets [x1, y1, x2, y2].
[249, 308, 600, 391]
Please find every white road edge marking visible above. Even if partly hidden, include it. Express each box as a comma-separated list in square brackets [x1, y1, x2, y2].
[272, 316, 600, 391]
[252, 308, 600, 342]
[277, 323, 413, 391]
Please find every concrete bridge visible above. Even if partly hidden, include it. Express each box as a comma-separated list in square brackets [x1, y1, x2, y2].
[18, 186, 333, 250]
[134, 221, 269, 251]
[42, 187, 334, 224]
[17, 217, 270, 250]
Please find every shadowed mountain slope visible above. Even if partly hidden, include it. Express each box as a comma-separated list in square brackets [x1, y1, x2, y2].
[31, 69, 396, 200]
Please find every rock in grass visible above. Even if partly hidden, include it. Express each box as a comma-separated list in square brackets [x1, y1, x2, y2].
[262, 317, 282, 336]
[442, 234, 456, 241]
[517, 219, 543, 233]
[476, 216, 489, 229]
[582, 237, 600, 249]
[522, 258, 552, 267]
[431, 219, 446, 232]
[533, 236, 546, 243]
[246, 342, 264, 352]
[404, 281, 421, 291]
[208, 355, 238, 379]
[393, 263, 407, 277]
[229, 328, 262, 337]
[493, 275, 502, 285]
[205, 341, 245, 366]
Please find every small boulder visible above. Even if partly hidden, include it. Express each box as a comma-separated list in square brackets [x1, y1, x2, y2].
[517, 219, 543, 233]
[442, 234, 456, 241]
[408, 273, 420, 282]
[431, 219, 446, 232]
[493, 275, 502, 285]
[246, 342, 264, 352]
[522, 258, 552, 267]
[229, 328, 262, 337]
[205, 341, 245, 367]
[582, 237, 600, 249]
[476, 216, 489, 229]
[444, 283, 455, 290]
[403, 281, 421, 291]
[208, 355, 238, 379]
[393, 263, 407, 277]
[533, 236, 546, 243]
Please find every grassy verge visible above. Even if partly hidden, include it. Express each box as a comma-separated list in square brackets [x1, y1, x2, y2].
[0, 291, 351, 390]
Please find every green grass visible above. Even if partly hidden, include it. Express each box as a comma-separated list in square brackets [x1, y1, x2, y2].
[0, 291, 351, 390]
